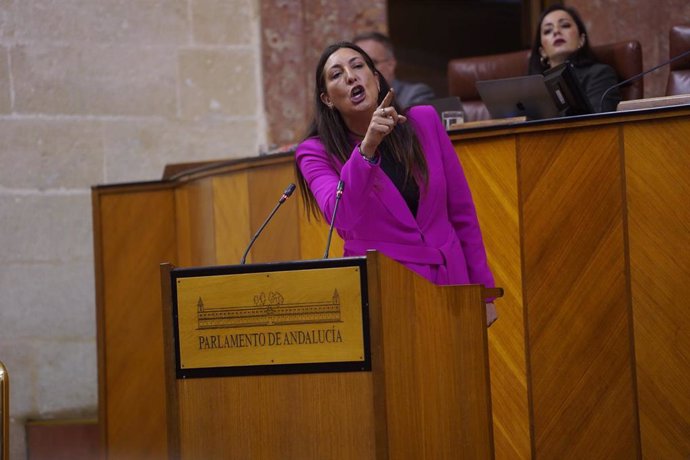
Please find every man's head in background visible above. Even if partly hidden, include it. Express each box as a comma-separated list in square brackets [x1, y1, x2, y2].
[353, 31, 397, 85]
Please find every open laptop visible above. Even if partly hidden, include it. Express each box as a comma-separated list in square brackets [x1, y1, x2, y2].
[476, 75, 561, 120]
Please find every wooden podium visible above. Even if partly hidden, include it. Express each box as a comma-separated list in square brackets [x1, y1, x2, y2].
[160, 252, 502, 459]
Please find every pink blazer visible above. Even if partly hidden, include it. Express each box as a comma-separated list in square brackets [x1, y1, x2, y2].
[296, 105, 494, 288]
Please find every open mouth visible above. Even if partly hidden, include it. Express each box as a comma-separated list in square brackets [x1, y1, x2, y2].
[553, 38, 566, 46]
[350, 85, 365, 104]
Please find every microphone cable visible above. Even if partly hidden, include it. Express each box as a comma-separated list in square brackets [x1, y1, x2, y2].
[240, 183, 296, 264]
[323, 180, 345, 259]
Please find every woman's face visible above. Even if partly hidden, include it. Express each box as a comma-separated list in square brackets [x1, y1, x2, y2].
[320, 47, 380, 131]
[539, 9, 585, 67]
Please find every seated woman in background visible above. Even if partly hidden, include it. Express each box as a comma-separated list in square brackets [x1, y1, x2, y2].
[528, 4, 621, 112]
[295, 41, 497, 324]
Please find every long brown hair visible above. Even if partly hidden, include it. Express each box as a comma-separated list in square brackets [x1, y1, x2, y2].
[296, 41, 428, 220]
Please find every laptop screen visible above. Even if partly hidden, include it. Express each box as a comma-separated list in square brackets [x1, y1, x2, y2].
[476, 75, 561, 120]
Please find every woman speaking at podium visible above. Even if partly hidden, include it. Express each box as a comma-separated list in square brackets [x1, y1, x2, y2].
[295, 41, 496, 324]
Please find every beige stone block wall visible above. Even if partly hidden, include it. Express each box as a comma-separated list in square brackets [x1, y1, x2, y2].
[102, 118, 260, 182]
[0, 0, 12, 40]
[12, 44, 179, 116]
[0, 0, 263, 458]
[178, 48, 258, 120]
[0, 46, 9, 112]
[0, 120, 104, 188]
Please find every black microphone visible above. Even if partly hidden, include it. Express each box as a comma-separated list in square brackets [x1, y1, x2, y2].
[323, 180, 345, 259]
[240, 183, 296, 264]
[600, 48, 690, 111]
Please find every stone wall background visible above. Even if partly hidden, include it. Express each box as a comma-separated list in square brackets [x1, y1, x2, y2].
[0, 1, 265, 458]
[260, 0, 386, 146]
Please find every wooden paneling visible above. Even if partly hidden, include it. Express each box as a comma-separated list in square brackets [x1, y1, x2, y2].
[93, 106, 690, 459]
[519, 126, 638, 458]
[452, 108, 690, 458]
[93, 156, 347, 460]
[297, 188, 345, 261]
[97, 188, 177, 460]
[625, 117, 690, 459]
[213, 172, 250, 265]
[247, 163, 301, 264]
[175, 179, 216, 267]
[369, 253, 494, 459]
[177, 373, 375, 459]
[457, 136, 530, 460]
[161, 253, 494, 458]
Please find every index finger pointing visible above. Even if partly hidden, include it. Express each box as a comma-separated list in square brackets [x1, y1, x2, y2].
[378, 88, 395, 110]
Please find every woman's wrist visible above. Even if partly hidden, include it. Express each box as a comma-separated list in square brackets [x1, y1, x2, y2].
[357, 143, 378, 164]
[358, 140, 376, 158]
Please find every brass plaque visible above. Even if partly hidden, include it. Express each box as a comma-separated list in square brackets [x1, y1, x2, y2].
[171, 258, 370, 378]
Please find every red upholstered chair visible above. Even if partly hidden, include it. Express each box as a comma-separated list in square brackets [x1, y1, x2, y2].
[666, 25, 690, 96]
[447, 49, 529, 122]
[447, 40, 643, 121]
[591, 41, 644, 100]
